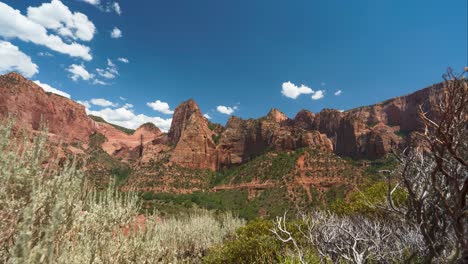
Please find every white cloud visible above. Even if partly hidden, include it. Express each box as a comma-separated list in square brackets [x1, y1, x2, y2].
[33, 80, 70, 98]
[217, 105, 237, 115]
[96, 58, 119, 79]
[92, 79, 109, 85]
[118, 57, 129, 63]
[0, 41, 38, 78]
[281, 81, 313, 99]
[311, 90, 325, 100]
[80, 0, 100, 6]
[27, 0, 96, 42]
[67, 64, 93, 81]
[0, 2, 92, 60]
[38, 51, 53, 57]
[203, 114, 211, 119]
[77, 100, 91, 108]
[90, 98, 117, 107]
[147, 100, 174, 114]
[123, 103, 133, 109]
[111, 27, 122, 38]
[112, 2, 121, 15]
[88, 106, 172, 131]
[119, 96, 126, 101]
[96, 69, 115, 79]
[334, 90, 342, 96]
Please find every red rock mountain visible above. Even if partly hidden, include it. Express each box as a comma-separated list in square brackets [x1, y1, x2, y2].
[0, 72, 94, 142]
[168, 99, 217, 170]
[0, 72, 443, 171]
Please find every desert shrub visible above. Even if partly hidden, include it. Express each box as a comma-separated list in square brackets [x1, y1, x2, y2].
[0, 122, 244, 263]
[203, 218, 284, 263]
[331, 181, 407, 217]
[204, 218, 322, 264]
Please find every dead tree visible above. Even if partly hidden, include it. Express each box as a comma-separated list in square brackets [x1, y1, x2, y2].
[387, 68, 467, 263]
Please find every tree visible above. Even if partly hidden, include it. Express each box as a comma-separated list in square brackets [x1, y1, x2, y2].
[387, 68, 467, 263]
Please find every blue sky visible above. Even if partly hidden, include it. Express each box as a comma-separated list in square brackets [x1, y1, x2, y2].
[0, 0, 466, 131]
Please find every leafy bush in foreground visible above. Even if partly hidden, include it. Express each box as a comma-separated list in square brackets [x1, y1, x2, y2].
[0, 122, 244, 263]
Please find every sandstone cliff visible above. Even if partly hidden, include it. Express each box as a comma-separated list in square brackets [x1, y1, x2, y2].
[0, 72, 94, 142]
[168, 99, 218, 170]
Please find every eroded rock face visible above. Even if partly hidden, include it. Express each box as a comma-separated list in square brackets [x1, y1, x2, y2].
[169, 99, 217, 170]
[294, 110, 316, 130]
[217, 108, 334, 168]
[168, 99, 199, 144]
[98, 122, 163, 160]
[0, 72, 95, 142]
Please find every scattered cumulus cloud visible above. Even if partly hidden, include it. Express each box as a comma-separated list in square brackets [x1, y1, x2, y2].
[96, 58, 119, 79]
[217, 105, 237, 115]
[118, 57, 129, 63]
[96, 69, 115, 79]
[80, 0, 100, 6]
[111, 27, 122, 38]
[281, 81, 313, 99]
[33, 80, 70, 98]
[77, 100, 91, 108]
[311, 90, 325, 100]
[119, 96, 126, 101]
[122, 103, 133, 109]
[67, 64, 93, 81]
[147, 100, 174, 114]
[92, 79, 109, 85]
[27, 0, 96, 41]
[0, 2, 92, 61]
[112, 2, 121, 15]
[0, 41, 38, 77]
[79, 0, 122, 15]
[334, 90, 342, 96]
[87, 106, 172, 131]
[90, 98, 117, 107]
[203, 114, 211, 119]
[281, 81, 326, 100]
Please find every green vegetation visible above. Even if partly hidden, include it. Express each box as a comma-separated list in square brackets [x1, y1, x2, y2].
[0, 121, 244, 263]
[89, 114, 135, 135]
[212, 134, 220, 145]
[394, 130, 410, 138]
[141, 187, 291, 220]
[331, 181, 407, 217]
[212, 149, 305, 186]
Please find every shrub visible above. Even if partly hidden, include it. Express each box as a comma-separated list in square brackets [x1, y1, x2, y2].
[203, 218, 284, 263]
[0, 121, 244, 263]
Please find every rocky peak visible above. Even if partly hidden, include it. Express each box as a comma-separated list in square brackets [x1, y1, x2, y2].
[266, 108, 289, 123]
[136, 122, 161, 134]
[168, 99, 217, 170]
[294, 109, 316, 130]
[168, 99, 202, 144]
[1, 72, 28, 82]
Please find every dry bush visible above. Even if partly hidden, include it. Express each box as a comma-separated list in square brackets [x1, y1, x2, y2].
[272, 211, 423, 264]
[0, 121, 244, 263]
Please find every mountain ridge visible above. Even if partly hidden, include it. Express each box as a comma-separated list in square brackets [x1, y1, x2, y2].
[0, 71, 442, 170]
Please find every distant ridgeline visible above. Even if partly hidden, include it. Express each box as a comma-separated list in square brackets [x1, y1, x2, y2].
[0, 71, 443, 218]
